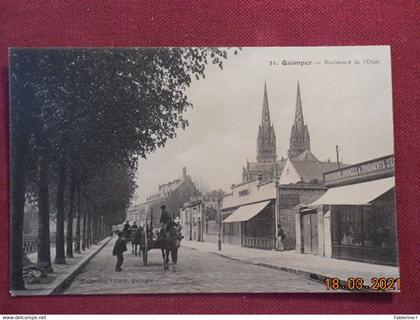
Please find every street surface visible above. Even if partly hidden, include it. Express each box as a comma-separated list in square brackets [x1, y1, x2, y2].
[62, 238, 325, 294]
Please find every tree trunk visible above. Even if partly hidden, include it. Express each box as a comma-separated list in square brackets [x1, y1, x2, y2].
[74, 182, 81, 254]
[10, 140, 28, 290]
[86, 209, 91, 248]
[82, 200, 87, 251]
[37, 150, 54, 273]
[99, 213, 104, 240]
[66, 175, 75, 258]
[55, 154, 66, 264]
[92, 211, 97, 244]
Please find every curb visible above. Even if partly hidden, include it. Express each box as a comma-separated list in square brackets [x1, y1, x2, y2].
[48, 237, 112, 295]
[182, 243, 366, 292]
[210, 251, 357, 291]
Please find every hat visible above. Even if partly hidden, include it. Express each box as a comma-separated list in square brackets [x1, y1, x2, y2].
[160, 204, 166, 209]
[117, 231, 124, 236]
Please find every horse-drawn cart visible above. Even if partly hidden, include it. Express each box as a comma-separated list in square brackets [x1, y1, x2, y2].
[124, 222, 182, 270]
[138, 225, 161, 266]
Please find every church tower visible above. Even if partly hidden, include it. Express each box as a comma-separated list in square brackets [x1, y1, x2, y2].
[288, 81, 311, 159]
[256, 82, 277, 163]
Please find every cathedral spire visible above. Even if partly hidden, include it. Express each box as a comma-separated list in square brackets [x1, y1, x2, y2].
[295, 81, 304, 129]
[261, 81, 271, 128]
[288, 81, 311, 159]
[257, 82, 276, 163]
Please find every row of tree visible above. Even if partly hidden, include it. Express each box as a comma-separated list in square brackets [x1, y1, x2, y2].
[10, 48, 234, 290]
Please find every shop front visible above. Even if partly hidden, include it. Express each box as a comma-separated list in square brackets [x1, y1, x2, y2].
[296, 155, 398, 266]
[223, 200, 275, 249]
[222, 178, 276, 250]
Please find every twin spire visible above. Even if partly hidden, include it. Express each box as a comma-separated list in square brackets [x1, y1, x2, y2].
[256, 81, 276, 163]
[289, 80, 311, 158]
[256, 80, 311, 163]
[261, 81, 271, 128]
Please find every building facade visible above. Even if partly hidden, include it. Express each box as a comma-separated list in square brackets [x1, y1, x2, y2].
[295, 155, 397, 266]
[180, 192, 221, 242]
[131, 167, 199, 228]
[222, 177, 277, 249]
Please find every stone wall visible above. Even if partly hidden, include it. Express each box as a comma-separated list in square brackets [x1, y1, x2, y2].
[278, 186, 326, 250]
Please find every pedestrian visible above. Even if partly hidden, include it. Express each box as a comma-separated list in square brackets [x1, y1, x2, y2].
[123, 220, 131, 238]
[112, 231, 127, 272]
[132, 221, 138, 229]
[277, 224, 286, 251]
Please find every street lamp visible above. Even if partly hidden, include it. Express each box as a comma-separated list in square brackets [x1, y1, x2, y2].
[218, 197, 222, 251]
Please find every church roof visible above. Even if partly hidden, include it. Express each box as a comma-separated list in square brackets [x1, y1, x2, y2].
[292, 149, 318, 161]
[291, 159, 348, 183]
[247, 159, 287, 173]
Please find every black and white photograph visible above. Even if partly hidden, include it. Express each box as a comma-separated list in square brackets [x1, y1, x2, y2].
[9, 46, 399, 295]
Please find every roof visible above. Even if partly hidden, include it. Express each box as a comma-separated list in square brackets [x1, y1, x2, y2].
[292, 150, 318, 162]
[291, 159, 347, 183]
[247, 159, 287, 173]
[222, 180, 276, 210]
[146, 179, 185, 202]
[309, 177, 395, 206]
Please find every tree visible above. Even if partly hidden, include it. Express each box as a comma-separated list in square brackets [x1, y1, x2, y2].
[9, 47, 236, 290]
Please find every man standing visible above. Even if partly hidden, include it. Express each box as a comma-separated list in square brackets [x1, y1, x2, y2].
[132, 221, 138, 230]
[112, 231, 127, 272]
[277, 224, 286, 251]
[123, 220, 131, 238]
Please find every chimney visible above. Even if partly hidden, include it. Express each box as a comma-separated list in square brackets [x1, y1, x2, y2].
[182, 167, 187, 179]
[257, 174, 263, 185]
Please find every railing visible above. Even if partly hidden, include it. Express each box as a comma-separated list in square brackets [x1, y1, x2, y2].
[222, 235, 241, 246]
[22, 236, 75, 255]
[243, 237, 273, 249]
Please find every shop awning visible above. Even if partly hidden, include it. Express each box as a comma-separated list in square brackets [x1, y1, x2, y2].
[310, 177, 395, 206]
[223, 201, 270, 223]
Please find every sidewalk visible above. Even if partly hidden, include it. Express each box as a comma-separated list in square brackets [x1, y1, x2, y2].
[181, 240, 400, 288]
[12, 237, 112, 296]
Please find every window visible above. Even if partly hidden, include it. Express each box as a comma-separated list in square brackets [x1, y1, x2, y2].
[335, 203, 396, 248]
[337, 206, 363, 246]
[363, 204, 396, 248]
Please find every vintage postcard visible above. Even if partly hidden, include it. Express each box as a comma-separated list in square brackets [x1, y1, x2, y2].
[9, 46, 399, 295]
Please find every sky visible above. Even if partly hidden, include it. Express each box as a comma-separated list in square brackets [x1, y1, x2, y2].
[134, 46, 394, 204]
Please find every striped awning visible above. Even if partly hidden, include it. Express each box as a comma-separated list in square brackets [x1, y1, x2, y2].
[310, 177, 395, 206]
[223, 201, 270, 223]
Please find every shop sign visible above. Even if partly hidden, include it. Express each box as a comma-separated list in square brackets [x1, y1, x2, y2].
[324, 155, 394, 186]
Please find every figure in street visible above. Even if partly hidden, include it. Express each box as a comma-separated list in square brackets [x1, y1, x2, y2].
[113, 231, 127, 272]
[277, 224, 286, 251]
[132, 221, 138, 230]
[159, 204, 172, 236]
[123, 220, 131, 239]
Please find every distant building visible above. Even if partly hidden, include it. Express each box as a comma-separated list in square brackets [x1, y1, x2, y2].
[126, 204, 144, 226]
[132, 167, 198, 227]
[288, 81, 311, 159]
[242, 81, 343, 184]
[180, 192, 221, 243]
[242, 83, 286, 183]
[223, 81, 349, 250]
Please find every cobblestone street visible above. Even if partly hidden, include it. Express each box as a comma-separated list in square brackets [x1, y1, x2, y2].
[61, 239, 325, 294]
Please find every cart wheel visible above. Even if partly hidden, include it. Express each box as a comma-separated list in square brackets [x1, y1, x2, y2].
[142, 249, 148, 265]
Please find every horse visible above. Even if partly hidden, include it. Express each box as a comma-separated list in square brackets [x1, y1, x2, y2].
[160, 222, 183, 271]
